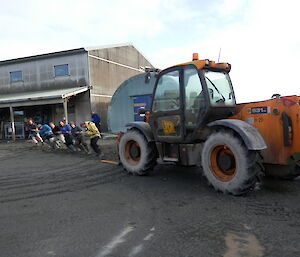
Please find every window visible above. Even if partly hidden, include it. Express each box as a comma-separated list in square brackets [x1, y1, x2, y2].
[152, 70, 180, 112]
[10, 71, 22, 82]
[204, 71, 235, 106]
[54, 64, 69, 76]
[184, 68, 203, 126]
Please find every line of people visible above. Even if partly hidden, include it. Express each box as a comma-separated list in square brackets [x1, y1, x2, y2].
[27, 114, 103, 158]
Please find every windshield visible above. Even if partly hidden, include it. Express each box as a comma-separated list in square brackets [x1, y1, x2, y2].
[204, 71, 235, 106]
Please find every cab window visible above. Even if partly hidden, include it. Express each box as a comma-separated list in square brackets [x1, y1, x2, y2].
[152, 71, 180, 112]
[204, 71, 235, 106]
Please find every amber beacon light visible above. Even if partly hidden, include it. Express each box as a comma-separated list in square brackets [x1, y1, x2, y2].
[192, 53, 199, 61]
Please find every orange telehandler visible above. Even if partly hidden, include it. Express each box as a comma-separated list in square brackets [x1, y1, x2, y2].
[118, 54, 300, 195]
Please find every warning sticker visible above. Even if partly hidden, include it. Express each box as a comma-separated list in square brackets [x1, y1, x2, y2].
[250, 106, 270, 114]
[162, 120, 175, 135]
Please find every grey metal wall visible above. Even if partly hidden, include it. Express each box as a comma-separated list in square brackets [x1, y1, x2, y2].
[107, 72, 156, 133]
[73, 91, 91, 124]
[88, 45, 153, 131]
[0, 52, 89, 94]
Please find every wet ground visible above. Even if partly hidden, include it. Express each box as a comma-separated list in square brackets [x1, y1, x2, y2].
[0, 140, 300, 257]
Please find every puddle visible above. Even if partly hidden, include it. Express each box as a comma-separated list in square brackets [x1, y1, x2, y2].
[224, 232, 265, 257]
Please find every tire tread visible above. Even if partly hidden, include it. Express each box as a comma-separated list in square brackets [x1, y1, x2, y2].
[201, 131, 264, 195]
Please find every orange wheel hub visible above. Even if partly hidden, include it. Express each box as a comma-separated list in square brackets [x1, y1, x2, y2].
[125, 140, 141, 165]
[210, 145, 236, 181]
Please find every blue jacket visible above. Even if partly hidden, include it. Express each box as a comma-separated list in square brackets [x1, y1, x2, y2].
[61, 124, 72, 135]
[39, 124, 53, 137]
[91, 113, 101, 124]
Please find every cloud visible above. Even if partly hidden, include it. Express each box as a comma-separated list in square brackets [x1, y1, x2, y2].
[0, 0, 168, 59]
[0, 0, 299, 103]
[149, 0, 300, 102]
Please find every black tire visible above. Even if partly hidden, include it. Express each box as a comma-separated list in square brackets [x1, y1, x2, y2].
[201, 131, 264, 195]
[119, 130, 157, 175]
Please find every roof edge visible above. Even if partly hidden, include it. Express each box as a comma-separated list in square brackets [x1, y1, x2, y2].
[85, 43, 154, 68]
[0, 48, 87, 66]
[84, 42, 133, 51]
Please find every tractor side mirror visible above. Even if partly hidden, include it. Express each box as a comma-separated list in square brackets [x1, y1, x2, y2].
[209, 88, 214, 98]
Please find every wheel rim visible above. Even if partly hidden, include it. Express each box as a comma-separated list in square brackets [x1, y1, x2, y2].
[210, 145, 236, 181]
[125, 140, 141, 165]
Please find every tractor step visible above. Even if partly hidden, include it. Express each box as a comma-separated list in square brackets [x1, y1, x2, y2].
[163, 157, 178, 162]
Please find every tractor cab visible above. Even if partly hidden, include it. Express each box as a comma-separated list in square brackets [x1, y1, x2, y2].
[149, 54, 236, 143]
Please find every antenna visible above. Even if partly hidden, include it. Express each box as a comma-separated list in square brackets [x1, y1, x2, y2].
[217, 48, 221, 62]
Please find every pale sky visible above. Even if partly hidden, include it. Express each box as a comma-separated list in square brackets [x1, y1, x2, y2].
[0, 0, 299, 103]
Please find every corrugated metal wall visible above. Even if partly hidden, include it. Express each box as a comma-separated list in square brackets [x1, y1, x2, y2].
[107, 72, 156, 133]
[0, 52, 89, 94]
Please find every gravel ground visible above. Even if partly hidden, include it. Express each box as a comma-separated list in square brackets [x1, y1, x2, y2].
[0, 139, 300, 257]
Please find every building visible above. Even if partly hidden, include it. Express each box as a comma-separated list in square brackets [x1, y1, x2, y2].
[0, 43, 153, 139]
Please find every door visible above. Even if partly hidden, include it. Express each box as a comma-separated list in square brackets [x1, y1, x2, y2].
[183, 66, 205, 127]
[132, 94, 152, 121]
[150, 69, 183, 142]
